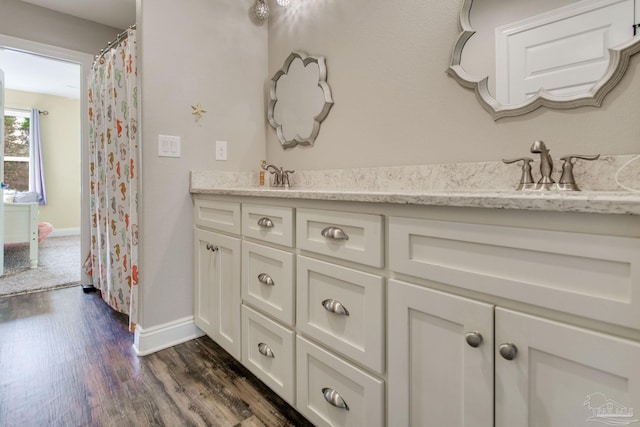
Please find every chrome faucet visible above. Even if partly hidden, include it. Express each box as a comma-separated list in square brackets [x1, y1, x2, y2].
[263, 163, 282, 187]
[530, 140, 555, 190]
[503, 141, 600, 191]
[262, 163, 295, 188]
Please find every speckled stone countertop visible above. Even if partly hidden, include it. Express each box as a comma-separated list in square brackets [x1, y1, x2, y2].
[190, 155, 640, 215]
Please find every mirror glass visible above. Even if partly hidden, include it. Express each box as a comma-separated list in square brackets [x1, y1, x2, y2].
[449, 0, 640, 119]
[268, 52, 333, 149]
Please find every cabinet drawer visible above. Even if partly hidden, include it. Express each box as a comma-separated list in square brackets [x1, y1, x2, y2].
[296, 208, 383, 267]
[241, 305, 295, 405]
[242, 204, 294, 247]
[296, 335, 384, 427]
[194, 198, 240, 234]
[297, 256, 385, 374]
[389, 216, 640, 329]
[242, 241, 295, 326]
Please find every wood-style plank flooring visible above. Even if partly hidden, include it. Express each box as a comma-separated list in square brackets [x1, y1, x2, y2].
[0, 286, 313, 426]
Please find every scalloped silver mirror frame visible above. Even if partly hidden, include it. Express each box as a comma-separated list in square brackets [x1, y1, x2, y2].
[447, 0, 640, 120]
[268, 51, 334, 149]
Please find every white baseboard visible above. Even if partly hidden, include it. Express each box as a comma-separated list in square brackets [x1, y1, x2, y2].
[133, 316, 205, 356]
[51, 227, 80, 237]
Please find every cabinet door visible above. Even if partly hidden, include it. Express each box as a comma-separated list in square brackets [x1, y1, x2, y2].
[388, 280, 494, 427]
[495, 308, 640, 427]
[194, 228, 241, 360]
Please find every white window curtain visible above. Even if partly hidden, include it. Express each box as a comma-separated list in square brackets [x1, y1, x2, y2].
[29, 108, 47, 205]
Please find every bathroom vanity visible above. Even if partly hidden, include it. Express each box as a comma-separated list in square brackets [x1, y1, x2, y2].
[191, 167, 640, 427]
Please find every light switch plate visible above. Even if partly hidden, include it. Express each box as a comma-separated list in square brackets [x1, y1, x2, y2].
[158, 135, 181, 157]
[216, 140, 228, 161]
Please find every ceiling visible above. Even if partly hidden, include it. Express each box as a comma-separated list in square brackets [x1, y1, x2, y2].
[1, 0, 135, 100]
[1, 48, 81, 99]
[21, 0, 136, 29]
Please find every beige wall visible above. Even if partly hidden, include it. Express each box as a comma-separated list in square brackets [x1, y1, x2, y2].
[4, 0, 637, 335]
[5, 89, 81, 230]
[138, 0, 267, 327]
[265, 1, 640, 170]
[0, 0, 125, 54]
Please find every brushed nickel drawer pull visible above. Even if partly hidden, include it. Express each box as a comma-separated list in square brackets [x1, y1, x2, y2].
[257, 342, 275, 358]
[322, 298, 350, 316]
[257, 273, 275, 286]
[321, 226, 349, 241]
[257, 217, 274, 228]
[322, 388, 349, 410]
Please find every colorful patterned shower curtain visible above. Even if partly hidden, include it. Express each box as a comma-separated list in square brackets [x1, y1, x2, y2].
[87, 28, 139, 331]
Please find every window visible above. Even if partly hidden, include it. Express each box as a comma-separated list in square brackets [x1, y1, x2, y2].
[3, 109, 30, 191]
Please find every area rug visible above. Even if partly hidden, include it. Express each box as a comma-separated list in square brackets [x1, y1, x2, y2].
[1, 235, 81, 297]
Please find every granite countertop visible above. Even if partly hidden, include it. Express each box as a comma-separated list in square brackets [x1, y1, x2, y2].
[190, 156, 640, 215]
[190, 185, 640, 215]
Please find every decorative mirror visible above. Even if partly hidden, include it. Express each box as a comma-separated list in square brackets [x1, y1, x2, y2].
[268, 51, 334, 148]
[447, 0, 640, 119]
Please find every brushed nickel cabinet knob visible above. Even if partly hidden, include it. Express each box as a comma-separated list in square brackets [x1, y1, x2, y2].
[499, 343, 518, 360]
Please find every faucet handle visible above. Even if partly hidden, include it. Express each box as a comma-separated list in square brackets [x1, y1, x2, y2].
[502, 157, 535, 190]
[559, 154, 600, 162]
[268, 169, 281, 186]
[557, 154, 600, 191]
[281, 170, 295, 189]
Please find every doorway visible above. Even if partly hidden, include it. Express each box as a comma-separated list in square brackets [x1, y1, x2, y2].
[0, 34, 92, 291]
[495, 0, 636, 104]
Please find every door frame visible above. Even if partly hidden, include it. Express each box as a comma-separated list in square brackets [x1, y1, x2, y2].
[0, 34, 92, 284]
[1, 68, 4, 275]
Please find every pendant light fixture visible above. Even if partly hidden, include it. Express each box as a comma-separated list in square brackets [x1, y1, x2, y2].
[251, 0, 291, 23]
[252, 0, 270, 22]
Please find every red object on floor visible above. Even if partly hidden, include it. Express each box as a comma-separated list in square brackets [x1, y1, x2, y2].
[38, 222, 54, 243]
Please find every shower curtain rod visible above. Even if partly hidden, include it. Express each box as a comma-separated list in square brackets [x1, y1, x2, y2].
[93, 24, 136, 66]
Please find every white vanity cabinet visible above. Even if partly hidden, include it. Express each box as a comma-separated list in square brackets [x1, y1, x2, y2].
[388, 215, 640, 427]
[193, 226, 241, 360]
[192, 193, 640, 427]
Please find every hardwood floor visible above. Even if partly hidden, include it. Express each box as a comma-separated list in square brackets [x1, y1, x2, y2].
[0, 286, 313, 426]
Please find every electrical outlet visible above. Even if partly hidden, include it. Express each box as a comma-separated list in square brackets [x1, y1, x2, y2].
[216, 140, 228, 161]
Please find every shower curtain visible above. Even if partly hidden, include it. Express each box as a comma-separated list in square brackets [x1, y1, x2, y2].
[87, 28, 139, 331]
